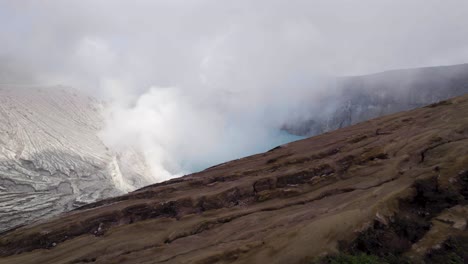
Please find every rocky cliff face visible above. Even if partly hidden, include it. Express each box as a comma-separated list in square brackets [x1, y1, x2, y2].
[1, 94, 467, 264]
[283, 63, 468, 136]
[0, 86, 152, 232]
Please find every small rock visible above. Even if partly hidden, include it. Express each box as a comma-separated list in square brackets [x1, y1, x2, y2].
[375, 212, 388, 226]
[452, 219, 467, 230]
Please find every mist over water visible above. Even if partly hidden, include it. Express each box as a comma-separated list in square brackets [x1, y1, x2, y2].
[99, 85, 308, 180]
[182, 131, 305, 174]
[1, 1, 468, 182]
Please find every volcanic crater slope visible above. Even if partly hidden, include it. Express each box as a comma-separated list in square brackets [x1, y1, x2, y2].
[0, 86, 152, 232]
[1, 94, 468, 264]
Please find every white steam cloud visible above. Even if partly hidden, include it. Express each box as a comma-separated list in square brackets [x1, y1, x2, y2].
[1, 1, 468, 181]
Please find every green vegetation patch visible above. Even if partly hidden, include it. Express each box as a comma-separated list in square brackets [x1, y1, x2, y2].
[424, 235, 468, 264]
[314, 253, 410, 264]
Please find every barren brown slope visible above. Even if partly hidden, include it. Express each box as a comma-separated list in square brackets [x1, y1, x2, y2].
[1, 94, 468, 264]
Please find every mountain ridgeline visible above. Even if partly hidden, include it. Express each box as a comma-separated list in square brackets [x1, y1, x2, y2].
[282, 63, 468, 136]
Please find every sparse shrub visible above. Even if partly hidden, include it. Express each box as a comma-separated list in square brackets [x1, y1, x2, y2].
[314, 253, 411, 264]
[426, 100, 452, 108]
[317, 253, 383, 264]
[425, 236, 468, 264]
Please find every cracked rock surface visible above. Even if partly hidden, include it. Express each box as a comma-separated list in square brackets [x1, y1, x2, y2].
[0, 86, 153, 232]
[1, 93, 467, 263]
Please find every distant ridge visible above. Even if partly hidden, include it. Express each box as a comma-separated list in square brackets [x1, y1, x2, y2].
[283, 63, 468, 136]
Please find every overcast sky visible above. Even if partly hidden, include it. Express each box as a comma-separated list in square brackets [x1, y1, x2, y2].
[2, 1, 468, 93]
[1, 1, 468, 181]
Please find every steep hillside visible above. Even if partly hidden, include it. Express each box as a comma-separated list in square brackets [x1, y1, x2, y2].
[1, 94, 467, 264]
[283, 63, 468, 136]
[0, 86, 153, 232]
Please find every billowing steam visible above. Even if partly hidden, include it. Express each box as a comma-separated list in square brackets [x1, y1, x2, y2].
[1, 1, 468, 181]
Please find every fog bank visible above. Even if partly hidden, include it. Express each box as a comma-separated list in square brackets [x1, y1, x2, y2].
[1, 1, 468, 181]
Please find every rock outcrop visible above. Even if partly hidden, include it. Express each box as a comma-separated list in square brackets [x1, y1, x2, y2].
[1, 93, 467, 263]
